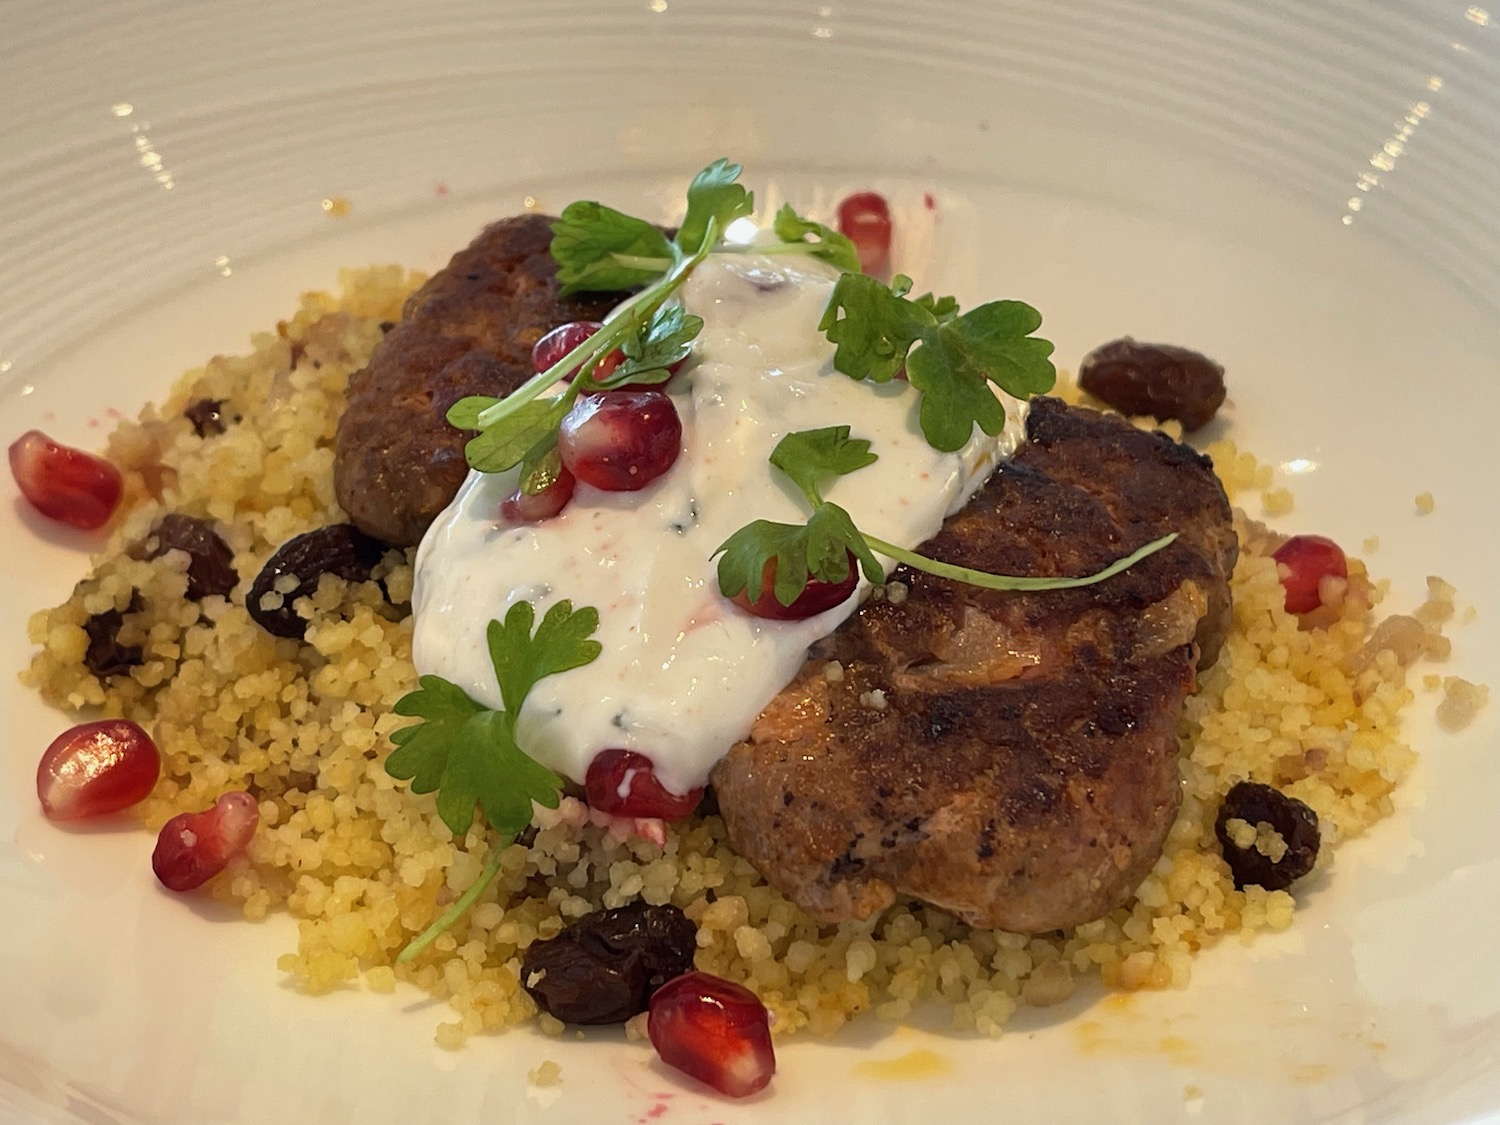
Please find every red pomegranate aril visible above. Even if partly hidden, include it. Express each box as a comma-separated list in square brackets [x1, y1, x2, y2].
[37, 719, 160, 821]
[732, 551, 860, 621]
[9, 429, 123, 530]
[1272, 534, 1348, 615]
[648, 971, 775, 1098]
[531, 321, 622, 382]
[152, 790, 260, 892]
[500, 465, 576, 523]
[585, 749, 703, 821]
[836, 191, 893, 276]
[558, 390, 682, 491]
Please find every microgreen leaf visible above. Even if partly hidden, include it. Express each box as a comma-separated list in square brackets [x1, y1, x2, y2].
[462, 397, 571, 474]
[447, 395, 501, 430]
[675, 159, 754, 253]
[772, 204, 861, 273]
[596, 303, 704, 389]
[768, 426, 878, 509]
[488, 600, 603, 717]
[817, 272, 934, 383]
[518, 442, 563, 496]
[551, 201, 676, 295]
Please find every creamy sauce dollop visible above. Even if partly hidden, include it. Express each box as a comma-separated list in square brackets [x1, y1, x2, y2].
[411, 251, 1027, 795]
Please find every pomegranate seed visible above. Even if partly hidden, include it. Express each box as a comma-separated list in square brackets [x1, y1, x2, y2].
[648, 972, 775, 1098]
[531, 321, 622, 382]
[152, 791, 259, 892]
[501, 465, 576, 523]
[558, 390, 682, 491]
[732, 551, 860, 621]
[585, 749, 703, 821]
[37, 719, 160, 821]
[836, 191, 893, 276]
[1272, 534, 1348, 614]
[9, 429, 123, 530]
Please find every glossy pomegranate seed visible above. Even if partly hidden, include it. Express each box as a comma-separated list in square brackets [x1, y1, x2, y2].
[532, 321, 622, 382]
[731, 551, 860, 621]
[501, 465, 576, 523]
[9, 429, 123, 530]
[152, 791, 259, 892]
[558, 390, 682, 491]
[37, 719, 160, 821]
[1272, 534, 1348, 614]
[836, 191, 893, 276]
[585, 749, 703, 821]
[648, 971, 775, 1098]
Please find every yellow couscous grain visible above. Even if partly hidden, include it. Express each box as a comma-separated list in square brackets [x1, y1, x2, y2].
[21, 272, 1473, 1045]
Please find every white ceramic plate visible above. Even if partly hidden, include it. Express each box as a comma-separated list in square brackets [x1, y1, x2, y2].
[3, 3, 1499, 1123]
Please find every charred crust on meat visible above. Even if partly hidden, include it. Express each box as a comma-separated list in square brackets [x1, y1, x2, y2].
[333, 214, 623, 546]
[712, 400, 1237, 934]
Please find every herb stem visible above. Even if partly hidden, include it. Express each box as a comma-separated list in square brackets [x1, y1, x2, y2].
[476, 225, 719, 432]
[860, 531, 1179, 592]
[396, 837, 512, 964]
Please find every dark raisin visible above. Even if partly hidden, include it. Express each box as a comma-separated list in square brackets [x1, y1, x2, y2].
[134, 514, 238, 600]
[83, 593, 144, 677]
[1214, 780, 1320, 891]
[184, 398, 228, 437]
[246, 524, 384, 638]
[378, 320, 396, 333]
[521, 902, 697, 1025]
[1077, 338, 1226, 431]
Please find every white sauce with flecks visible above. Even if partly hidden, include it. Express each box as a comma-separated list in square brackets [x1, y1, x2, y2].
[411, 251, 1027, 795]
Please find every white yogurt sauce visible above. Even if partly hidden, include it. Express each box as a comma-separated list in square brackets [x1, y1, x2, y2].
[411, 251, 1027, 795]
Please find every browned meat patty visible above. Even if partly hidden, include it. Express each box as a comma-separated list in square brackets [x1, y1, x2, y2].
[711, 398, 1238, 934]
[334, 214, 618, 546]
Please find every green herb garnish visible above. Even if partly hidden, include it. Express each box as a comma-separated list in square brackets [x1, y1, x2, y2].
[715, 427, 1177, 606]
[383, 599, 601, 961]
[819, 273, 1058, 452]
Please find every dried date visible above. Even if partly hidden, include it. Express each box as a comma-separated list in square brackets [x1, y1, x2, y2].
[133, 514, 238, 600]
[521, 902, 697, 1025]
[1078, 338, 1226, 431]
[1214, 780, 1320, 891]
[184, 398, 229, 438]
[83, 593, 144, 678]
[246, 524, 385, 638]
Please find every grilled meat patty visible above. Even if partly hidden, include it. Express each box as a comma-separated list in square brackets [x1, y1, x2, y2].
[711, 398, 1238, 933]
[334, 214, 617, 546]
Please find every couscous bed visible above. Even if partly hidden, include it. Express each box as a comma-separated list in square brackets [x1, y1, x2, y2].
[20, 264, 1473, 1048]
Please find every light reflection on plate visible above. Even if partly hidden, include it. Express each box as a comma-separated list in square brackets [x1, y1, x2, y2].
[1, 3, 1498, 1124]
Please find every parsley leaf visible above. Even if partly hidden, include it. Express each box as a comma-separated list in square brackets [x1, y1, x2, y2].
[772, 204, 861, 273]
[768, 426, 877, 508]
[715, 518, 809, 605]
[818, 272, 933, 383]
[550, 201, 676, 295]
[675, 159, 754, 254]
[384, 600, 600, 837]
[820, 276, 1056, 450]
[488, 600, 603, 716]
[715, 427, 1178, 610]
[596, 303, 704, 390]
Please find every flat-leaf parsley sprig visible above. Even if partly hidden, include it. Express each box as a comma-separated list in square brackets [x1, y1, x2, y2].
[819, 273, 1058, 452]
[714, 427, 1177, 608]
[383, 599, 601, 962]
[446, 160, 868, 496]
